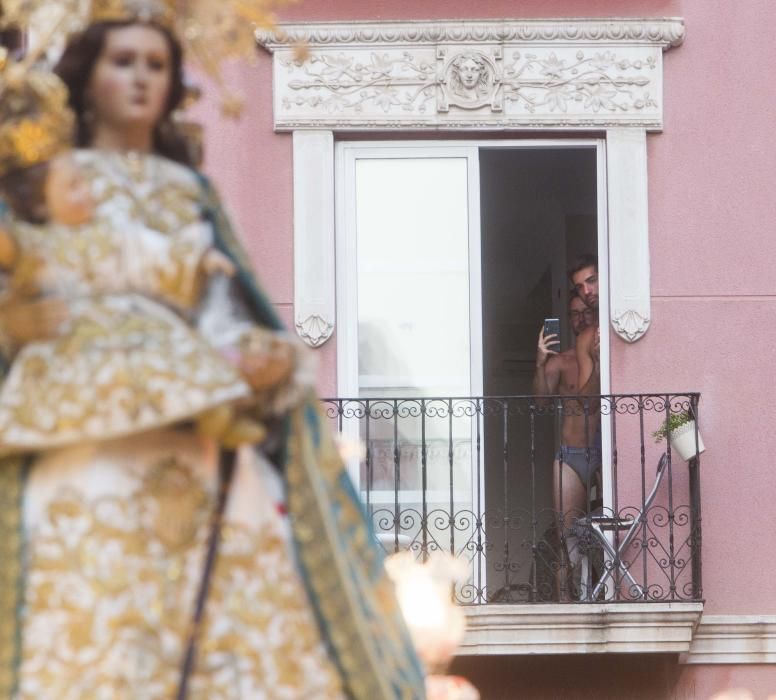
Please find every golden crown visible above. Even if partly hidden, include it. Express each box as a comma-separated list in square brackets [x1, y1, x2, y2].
[0, 51, 75, 178]
[1, 0, 297, 119]
[88, 0, 177, 30]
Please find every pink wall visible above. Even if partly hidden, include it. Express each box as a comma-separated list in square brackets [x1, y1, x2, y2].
[613, 0, 776, 617]
[191, 0, 776, 623]
[452, 655, 776, 700]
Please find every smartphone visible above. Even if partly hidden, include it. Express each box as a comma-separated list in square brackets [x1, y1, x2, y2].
[543, 318, 561, 351]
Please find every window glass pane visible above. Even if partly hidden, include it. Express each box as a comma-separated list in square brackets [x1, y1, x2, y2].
[356, 157, 471, 397]
[353, 156, 475, 572]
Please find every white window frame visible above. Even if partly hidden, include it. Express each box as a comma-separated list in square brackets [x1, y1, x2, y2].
[334, 137, 612, 506]
[335, 142, 483, 400]
[335, 137, 609, 389]
[335, 143, 483, 522]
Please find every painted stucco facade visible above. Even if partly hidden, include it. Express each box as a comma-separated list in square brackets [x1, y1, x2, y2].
[191, 1, 776, 696]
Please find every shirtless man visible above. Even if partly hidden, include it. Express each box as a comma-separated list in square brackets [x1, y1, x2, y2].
[567, 254, 602, 507]
[572, 254, 601, 398]
[532, 292, 592, 400]
[533, 289, 596, 535]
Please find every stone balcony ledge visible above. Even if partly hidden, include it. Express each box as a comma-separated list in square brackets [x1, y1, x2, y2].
[459, 602, 704, 656]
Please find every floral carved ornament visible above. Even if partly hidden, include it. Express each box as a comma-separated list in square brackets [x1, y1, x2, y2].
[278, 47, 659, 121]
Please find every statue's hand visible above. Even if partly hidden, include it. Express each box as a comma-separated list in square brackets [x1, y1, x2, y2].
[0, 296, 68, 344]
[200, 249, 236, 278]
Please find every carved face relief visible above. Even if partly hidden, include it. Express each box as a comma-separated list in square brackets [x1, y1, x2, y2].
[443, 51, 497, 110]
[457, 57, 483, 90]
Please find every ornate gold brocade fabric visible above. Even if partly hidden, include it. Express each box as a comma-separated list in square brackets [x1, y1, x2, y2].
[0, 151, 254, 453]
[18, 433, 345, 699]
[0, 148, 426, 699]
[0, 293, 251, 452]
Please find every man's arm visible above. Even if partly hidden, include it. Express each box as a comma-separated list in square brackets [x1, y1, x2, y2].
[534, 356, 561, 396]
[576, 326, 600, 396]
[533, 326, 561, 397]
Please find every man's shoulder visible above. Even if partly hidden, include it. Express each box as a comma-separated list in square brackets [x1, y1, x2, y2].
[547, 349, 576, 370]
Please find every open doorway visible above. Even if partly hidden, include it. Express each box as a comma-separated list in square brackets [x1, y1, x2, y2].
[479, 146, 599, 601]
[335, 139, 605, 601]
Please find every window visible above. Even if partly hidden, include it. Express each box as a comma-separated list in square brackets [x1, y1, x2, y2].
[336, 140, 610, 590]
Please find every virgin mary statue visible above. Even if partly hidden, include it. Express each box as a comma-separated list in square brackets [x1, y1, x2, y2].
[0, 1, 426, 698]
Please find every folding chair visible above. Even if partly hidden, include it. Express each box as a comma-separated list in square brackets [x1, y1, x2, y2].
[574, 453, 669, 601]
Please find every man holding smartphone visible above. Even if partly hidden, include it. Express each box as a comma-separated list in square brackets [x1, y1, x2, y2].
[533, 254, 600, 599]
[533, 287, 597, 502]
[533, 293, 592, 398]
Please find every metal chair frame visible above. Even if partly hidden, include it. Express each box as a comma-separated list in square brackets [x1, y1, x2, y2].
[576, 453, 669, 601]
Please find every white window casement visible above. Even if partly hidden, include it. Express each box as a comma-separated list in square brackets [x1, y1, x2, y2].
[333, 140, 612, 615]
[258, 18, 709, 657]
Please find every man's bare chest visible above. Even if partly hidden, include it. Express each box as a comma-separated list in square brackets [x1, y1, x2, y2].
[557, 352, 579, 395]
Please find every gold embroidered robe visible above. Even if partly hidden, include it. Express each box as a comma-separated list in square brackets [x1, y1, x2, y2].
[0, 215, 252, 452]
[8, 151, 348, 699]
[0, 149, 426, 700]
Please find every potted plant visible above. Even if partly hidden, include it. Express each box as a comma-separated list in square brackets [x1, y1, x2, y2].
[653, 410, 705, 461]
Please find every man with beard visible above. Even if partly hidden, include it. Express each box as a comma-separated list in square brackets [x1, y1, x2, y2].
[572, 254, 601, 397]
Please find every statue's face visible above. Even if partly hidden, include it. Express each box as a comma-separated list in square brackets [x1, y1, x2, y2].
[458, 58, 482, 89]
[87, 23, 172, 134]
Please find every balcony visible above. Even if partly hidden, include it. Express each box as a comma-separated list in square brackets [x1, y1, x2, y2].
[323, 393, 704, 655]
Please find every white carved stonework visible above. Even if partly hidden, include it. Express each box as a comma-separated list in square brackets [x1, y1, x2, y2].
[295, 313, 334, 347]
[438, 48, 502, 112]
[257, 19, 684, 131]
[612, 310, 651, 343]
[606, 128, 652, 343]
[293, 130, 336, 348]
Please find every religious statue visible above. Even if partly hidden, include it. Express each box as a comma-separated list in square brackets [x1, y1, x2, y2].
[0, 64, 272, 453]
[0, 2, 426, 698]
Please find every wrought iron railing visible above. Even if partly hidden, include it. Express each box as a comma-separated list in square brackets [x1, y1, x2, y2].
[322, 393, 702, 605]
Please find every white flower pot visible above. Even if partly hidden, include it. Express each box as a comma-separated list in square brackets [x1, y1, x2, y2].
[669, 420, 705, 461]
